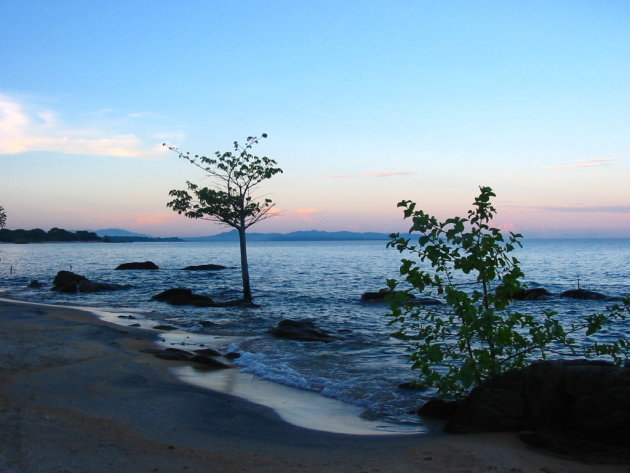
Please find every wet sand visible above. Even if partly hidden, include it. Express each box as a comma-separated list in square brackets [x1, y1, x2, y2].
[0, 299, 626, 473]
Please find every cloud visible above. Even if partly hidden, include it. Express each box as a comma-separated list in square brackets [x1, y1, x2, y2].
[542, 205, 630, 214]
[548, 158, 615, 170]
[325, 171, 415, 179]
[0, 94, 166, 158]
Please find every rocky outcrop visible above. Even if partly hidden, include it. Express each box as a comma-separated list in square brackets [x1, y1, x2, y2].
[147, 347, 232, 369]
[27, 280, 43, 288]
[151, 288, 215, 307]
[420, 360, 630, 459]
[182, 264, 226, 271]
[51, 271, 128, 293]
[361, 291, 442, 305]
[115, 261, 159, 270]
[151, 288, 259, 308]
[560, 289, 609, 300]
[269, 319, 336, 342]
[510, 288, 552, 300]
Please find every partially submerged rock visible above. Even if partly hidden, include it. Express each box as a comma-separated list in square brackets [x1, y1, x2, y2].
[361, 290, 442, 305]
[151, 288, 259, 308]
[115, 261, 159, 270]
[511, 288, 552, 300]
[560, 289, 608, 300]
[51, 270, 128, 293]
[269, 319, 336, 342]
[27, 280, 43, 288]
[151, 288, 215, 307]
[150, 347, 231, 370]
[181, 264, 226, 271]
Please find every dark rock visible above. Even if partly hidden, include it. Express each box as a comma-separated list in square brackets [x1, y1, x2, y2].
[151, 288, 214, 307]
[444, 359, 630, 454]
[115, 261, 159, 270]
[27, 280, 43, 288]
[417, 398, 461, 419]
[198, 320, 218, 327]
[182, 264, 227, 271]
[118, 315, 137, 319]
[225, 352, 241, 360]
[194, 348, 222, 357]
[154, 347, 192, 360]
[560, 289, 608, 300]
[129, 323, 141, 327]
[269, 319, 335, 342]
[361, 290, 442, 305]
[190, 354, 231, 369]
[512, 288, 552, 300]
[51, 270, 128, 293]
[153, 325, 178, 331]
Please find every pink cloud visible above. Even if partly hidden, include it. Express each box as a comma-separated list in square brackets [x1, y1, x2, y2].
[548, 158, 615, 170]
[135, 212, 180, 226]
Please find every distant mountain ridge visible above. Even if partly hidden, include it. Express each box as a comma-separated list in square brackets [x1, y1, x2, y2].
[94, 228, 151, 238]
[184, 230, 394, 242]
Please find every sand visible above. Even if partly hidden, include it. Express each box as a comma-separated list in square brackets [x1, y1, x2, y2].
[0, 299, 627, 473]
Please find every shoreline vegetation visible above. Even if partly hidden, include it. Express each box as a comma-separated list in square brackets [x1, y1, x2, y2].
[0, 298, 627, 472]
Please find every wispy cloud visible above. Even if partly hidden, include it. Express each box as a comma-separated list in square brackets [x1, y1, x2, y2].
[542, 205, 630, 214]
[0, 94, 166, 158]
[325, 171, 415, 179]
[548, 158, 615, 170]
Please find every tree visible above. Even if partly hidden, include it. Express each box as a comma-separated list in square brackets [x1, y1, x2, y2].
[166, 134, 282, 303]
[386, 186, 628, 398]
[0, 205, 6, 229]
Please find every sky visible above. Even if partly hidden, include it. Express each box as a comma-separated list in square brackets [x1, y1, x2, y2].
[1, 0, 629, 238]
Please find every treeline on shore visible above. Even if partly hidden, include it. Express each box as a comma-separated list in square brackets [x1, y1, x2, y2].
[0, 228, 181, 244]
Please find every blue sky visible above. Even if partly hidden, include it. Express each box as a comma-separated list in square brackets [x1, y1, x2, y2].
[1, 0, 629, 237]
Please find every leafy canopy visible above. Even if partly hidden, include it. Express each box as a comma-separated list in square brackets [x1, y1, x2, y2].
[165, 134, 282, 229]
[386, 186, 628, 398]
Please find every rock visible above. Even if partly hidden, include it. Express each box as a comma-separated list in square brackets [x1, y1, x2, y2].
[560, 289, 608, 300]
[182, 264, 226, 271]
[512, 288, 552, 300]
[153, 325, 178, 331]
[151, 288, 214, 307]
[51, 270, 128, 293]
[417, 398, 461, 419]
[443, 359, 630, 453]
[194, 348, 222, 357]
[225, 352, 241, 360]
[152, 348, 231, 369]
[190, 354, 231, 369]
[117, 315, 137, 319]
[362, 290, 442, 305]
[27, 280, 43, 288]
[115, 261, 159, 270]
[269, 319, 335, 342]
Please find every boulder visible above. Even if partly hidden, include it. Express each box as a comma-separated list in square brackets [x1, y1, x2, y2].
[269, 319, 335, 342]
[182, 264, 226, 271]
[361, 291, 442, 305]
[151, 288, 214, 307]
[51, 271, 128, 293]
[511, 288, 552, 300]
[115, 261, 159, 270]
[153, 324, 178, 331]
[560, 289, 608, 300]
[440, 360, 630, 455]
[27, 280, 43, 288]
[152, 348, 231, 369]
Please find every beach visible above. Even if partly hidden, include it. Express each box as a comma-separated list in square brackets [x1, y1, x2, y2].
[0, 299, 626, 473]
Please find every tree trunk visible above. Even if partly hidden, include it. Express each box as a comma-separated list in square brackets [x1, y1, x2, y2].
[237, 226, 252, 302]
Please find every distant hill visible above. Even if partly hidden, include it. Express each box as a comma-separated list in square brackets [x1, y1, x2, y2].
[94, 228, 151, 238]
[185, 230, 394, 242]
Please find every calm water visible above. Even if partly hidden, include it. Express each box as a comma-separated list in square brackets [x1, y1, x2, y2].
[1, 238, 628, 430]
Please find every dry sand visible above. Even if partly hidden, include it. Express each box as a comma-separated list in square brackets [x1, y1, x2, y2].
[0, 299, 627, 473]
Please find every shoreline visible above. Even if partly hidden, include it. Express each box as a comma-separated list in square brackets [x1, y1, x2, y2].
[1, 298, 627, 472]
